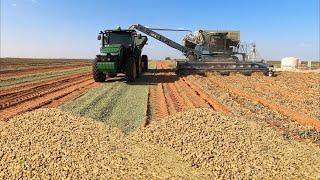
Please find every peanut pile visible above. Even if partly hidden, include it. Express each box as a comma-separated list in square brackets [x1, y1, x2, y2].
[1, 108, 319, 179]
[0, 109, 204, 179]
[131, 109, 320, 179]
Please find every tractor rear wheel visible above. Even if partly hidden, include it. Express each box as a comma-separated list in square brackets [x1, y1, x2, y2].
[126, 57, 137, 82]
[137, 57, 142, 78]
[142, 55, 148, 72]
[92, 57, 106, 82]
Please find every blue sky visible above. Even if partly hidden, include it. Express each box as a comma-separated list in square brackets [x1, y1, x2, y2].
[1, 0, 319, 60]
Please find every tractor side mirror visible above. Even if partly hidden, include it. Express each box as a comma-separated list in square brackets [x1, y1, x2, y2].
[97, 35, 102, 40]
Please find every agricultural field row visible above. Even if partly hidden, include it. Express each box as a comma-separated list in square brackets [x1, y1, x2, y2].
[206, 72, 320, 119]
[0, 58, 91, 71]
[191, 74, 320, 142]
[0, 67, 91, 87]
[0, 59, 95, 120]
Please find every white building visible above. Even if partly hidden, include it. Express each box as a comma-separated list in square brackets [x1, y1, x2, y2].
[281, 57, 300, 69]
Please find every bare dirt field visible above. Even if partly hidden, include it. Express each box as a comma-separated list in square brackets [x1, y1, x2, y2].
[1, 59, 319, 178]
[0, 58, 91, 70]
[0, 58, 96, 120]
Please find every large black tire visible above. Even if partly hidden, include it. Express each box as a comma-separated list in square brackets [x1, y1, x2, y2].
[242, 70, 252, 76]
[126, 57, 137, 82]
[141, 55, 148, 72]
[107, 73, 117, 78]
[92, 57, 106, 82]
[219, 71, 230, 76]
[231, 56, 240, 62]
[137, 57, 142, 78]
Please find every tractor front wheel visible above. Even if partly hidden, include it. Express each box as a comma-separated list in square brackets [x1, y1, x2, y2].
[126, 57, 137, 82]
[92, 58, 106, 82]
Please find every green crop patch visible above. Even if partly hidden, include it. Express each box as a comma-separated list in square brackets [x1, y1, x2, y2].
[60, 75, 149, 134]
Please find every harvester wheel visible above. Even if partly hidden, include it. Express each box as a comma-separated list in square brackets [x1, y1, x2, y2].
[242, 70, 252, 76]
[107, 73, 117, 78]
[142, 55, 148, 72]
[175, 69, 180, 75]
[232, 56, 240, 62]
[264, 71, 274, 77]
[92, 58, 106, 82]
[219, 71, 230, 76]
[126, 57, 137, 82]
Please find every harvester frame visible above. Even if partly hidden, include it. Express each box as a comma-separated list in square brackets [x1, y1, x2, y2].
[129, 24, 274, 76]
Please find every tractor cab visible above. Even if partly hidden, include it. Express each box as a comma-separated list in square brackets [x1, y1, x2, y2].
[98, 29, 135, 48]
[98, 29, 147, 53]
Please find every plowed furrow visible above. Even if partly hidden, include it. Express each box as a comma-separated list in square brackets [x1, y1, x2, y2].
[205, 76, 320, 131]
[148, 61, 229, 120]
[0, 77, 90, 109]
[163, 83, 177, 115]
[0, 78, 96, 120]
[0, 74, 91, 109]
[0, 72, 91, 96]
[0, 73, 89, 99]
[167, 82, 186, 112]
[182, 76, 230, 114]
[176, 78, 210, 108]
[156, 83, 170, 118]
[173, 80, 195, 109]
[190, 75, 320, 143]
[228, 75, 305, 102]
[0, 64, 90, 78]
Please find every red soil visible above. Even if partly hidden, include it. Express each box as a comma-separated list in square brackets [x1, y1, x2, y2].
[148, 61, 229, 120]
[0, 72, 99, 120]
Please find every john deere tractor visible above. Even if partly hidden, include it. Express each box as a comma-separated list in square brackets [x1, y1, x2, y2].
[93, 27, 148, 82]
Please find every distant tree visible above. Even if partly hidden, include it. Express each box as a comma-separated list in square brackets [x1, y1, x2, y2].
[165, 57, 171, 60]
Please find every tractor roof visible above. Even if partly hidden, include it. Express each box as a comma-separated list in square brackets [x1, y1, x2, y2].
[104, 29, 136, 33]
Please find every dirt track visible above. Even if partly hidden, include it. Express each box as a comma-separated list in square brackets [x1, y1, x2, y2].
[0, 72, 98, 120]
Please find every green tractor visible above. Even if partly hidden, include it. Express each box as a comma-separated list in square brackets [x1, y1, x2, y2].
[93, 27, 148, 82]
